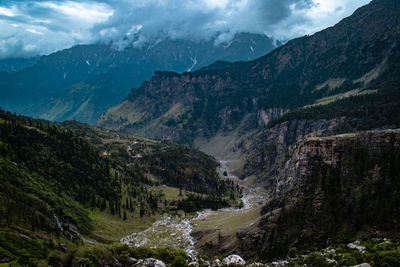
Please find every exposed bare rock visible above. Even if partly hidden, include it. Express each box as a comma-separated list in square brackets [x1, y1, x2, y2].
[271, 129, 400, 200]
[239, 129, 400, 260]
[257, 108, 288, 127]
[128, 258, 138, 266]
[212, 259, 222, 267]
[135, 258, 166, 267]
[222, 255, 246, 265]
[351, 264, 372, 267]
[243, 118, 344, 190]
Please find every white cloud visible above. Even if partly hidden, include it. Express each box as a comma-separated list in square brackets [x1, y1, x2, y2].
[203, 0, 230, 9]
[300, 0, 371, 34]
[0, 1, 113, 58]
[37, 1, 113, 24]
[26, 28, 43, 35]
[0, 6, 15, 17]
[0, 0, 371, 58]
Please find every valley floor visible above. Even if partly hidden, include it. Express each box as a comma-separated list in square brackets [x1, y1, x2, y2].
[117, 159, 268, 261]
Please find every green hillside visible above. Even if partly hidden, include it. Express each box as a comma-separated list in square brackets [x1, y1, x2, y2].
[0, 110, 239, 265]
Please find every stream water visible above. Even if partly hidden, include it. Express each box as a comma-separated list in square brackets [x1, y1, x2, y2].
[120, 160, 266, 260]
[120, 195, 257, 260]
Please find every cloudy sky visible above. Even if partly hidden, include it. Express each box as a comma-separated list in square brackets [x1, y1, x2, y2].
[0, 0, 371, 58]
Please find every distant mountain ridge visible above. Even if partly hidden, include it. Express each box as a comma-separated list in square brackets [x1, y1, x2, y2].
[0, 57, 38, 73]
[0, 33, 278, 124]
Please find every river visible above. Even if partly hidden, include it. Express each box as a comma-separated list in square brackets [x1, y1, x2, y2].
[120, 160, 267, 260]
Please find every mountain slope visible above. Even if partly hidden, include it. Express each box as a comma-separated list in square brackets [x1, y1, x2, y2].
[0, 110, 239, 264]
[248, 130, 400, 260]
[98, 0, 400, 155]
[0, 33, 278, 124]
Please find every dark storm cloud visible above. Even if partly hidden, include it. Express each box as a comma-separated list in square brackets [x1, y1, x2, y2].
[0, 0, 371, 58]
[91, 0, 316, 49]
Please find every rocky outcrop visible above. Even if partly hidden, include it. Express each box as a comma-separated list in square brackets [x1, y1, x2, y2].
[97, 69, 261, 143]
[271, 129, 400, 200]
[240, 129, 400, 260]
[212, 259, 222, 267]
[135, 258, 166, 267]
[242, 118, 344, 189]
[222, 255, 246, 265]
[257, 108, 288, 127]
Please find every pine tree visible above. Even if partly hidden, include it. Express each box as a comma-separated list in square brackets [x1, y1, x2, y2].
[129, 197, 133, 212]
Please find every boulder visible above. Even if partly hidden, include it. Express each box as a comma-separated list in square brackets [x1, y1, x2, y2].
[59, 244, 68, 253]
[247, 263, 265, 267]
[128, 257, 138, 266]
[350, 264, 372, 267]
[212, 259, 222, 267]
[153, 259, 166, 267]
[114, 258, 123, 267]
[136, 258, 166, 267]
[222, 255, 246, 266]
[236, 229, 248, 239]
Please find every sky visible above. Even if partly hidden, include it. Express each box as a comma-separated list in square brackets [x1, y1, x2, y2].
[0, 0, 371, 59]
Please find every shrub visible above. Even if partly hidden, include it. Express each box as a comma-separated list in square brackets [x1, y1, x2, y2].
[92, 247, 113, 266]
[71, 248, 100, 267]
[288, 247, 298, 258]
[47, 251, 64, 266]
[118, 251, 130, 265]
[71, 256, 92, 267]
[157, 248, 174, 264]
[374, 250, 400, 267]
[129, 246, 155, 259]
[337, 253, 357, 266]
[172, 255, 188, 267]
[304, 253, 331, 267]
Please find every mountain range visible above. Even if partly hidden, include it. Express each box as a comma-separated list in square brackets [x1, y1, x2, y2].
[1, 0, 400, 265]
[98, 0, 400, 158]
[0, 57, 39, 73]
[0, 33, 278, 124]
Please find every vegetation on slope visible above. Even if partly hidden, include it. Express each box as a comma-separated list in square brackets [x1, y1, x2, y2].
[268, 53, 400, 133]
[273, 239, 400, 267]
[0, 110, 239, 265]
[61, 121, 240, 197]
[0, 33, 277, 124]
[258, 131, 400, 260]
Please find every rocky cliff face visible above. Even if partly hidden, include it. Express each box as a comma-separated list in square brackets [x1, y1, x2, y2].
[240, 129, 400, 259]
[242, 118, 344, 188]
[97, 70, 261, 144]
[272, 129, 400, 199]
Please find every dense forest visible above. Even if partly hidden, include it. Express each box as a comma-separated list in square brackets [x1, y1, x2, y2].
[269, 89, 400, 133]
[60, 121, 240, 197]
